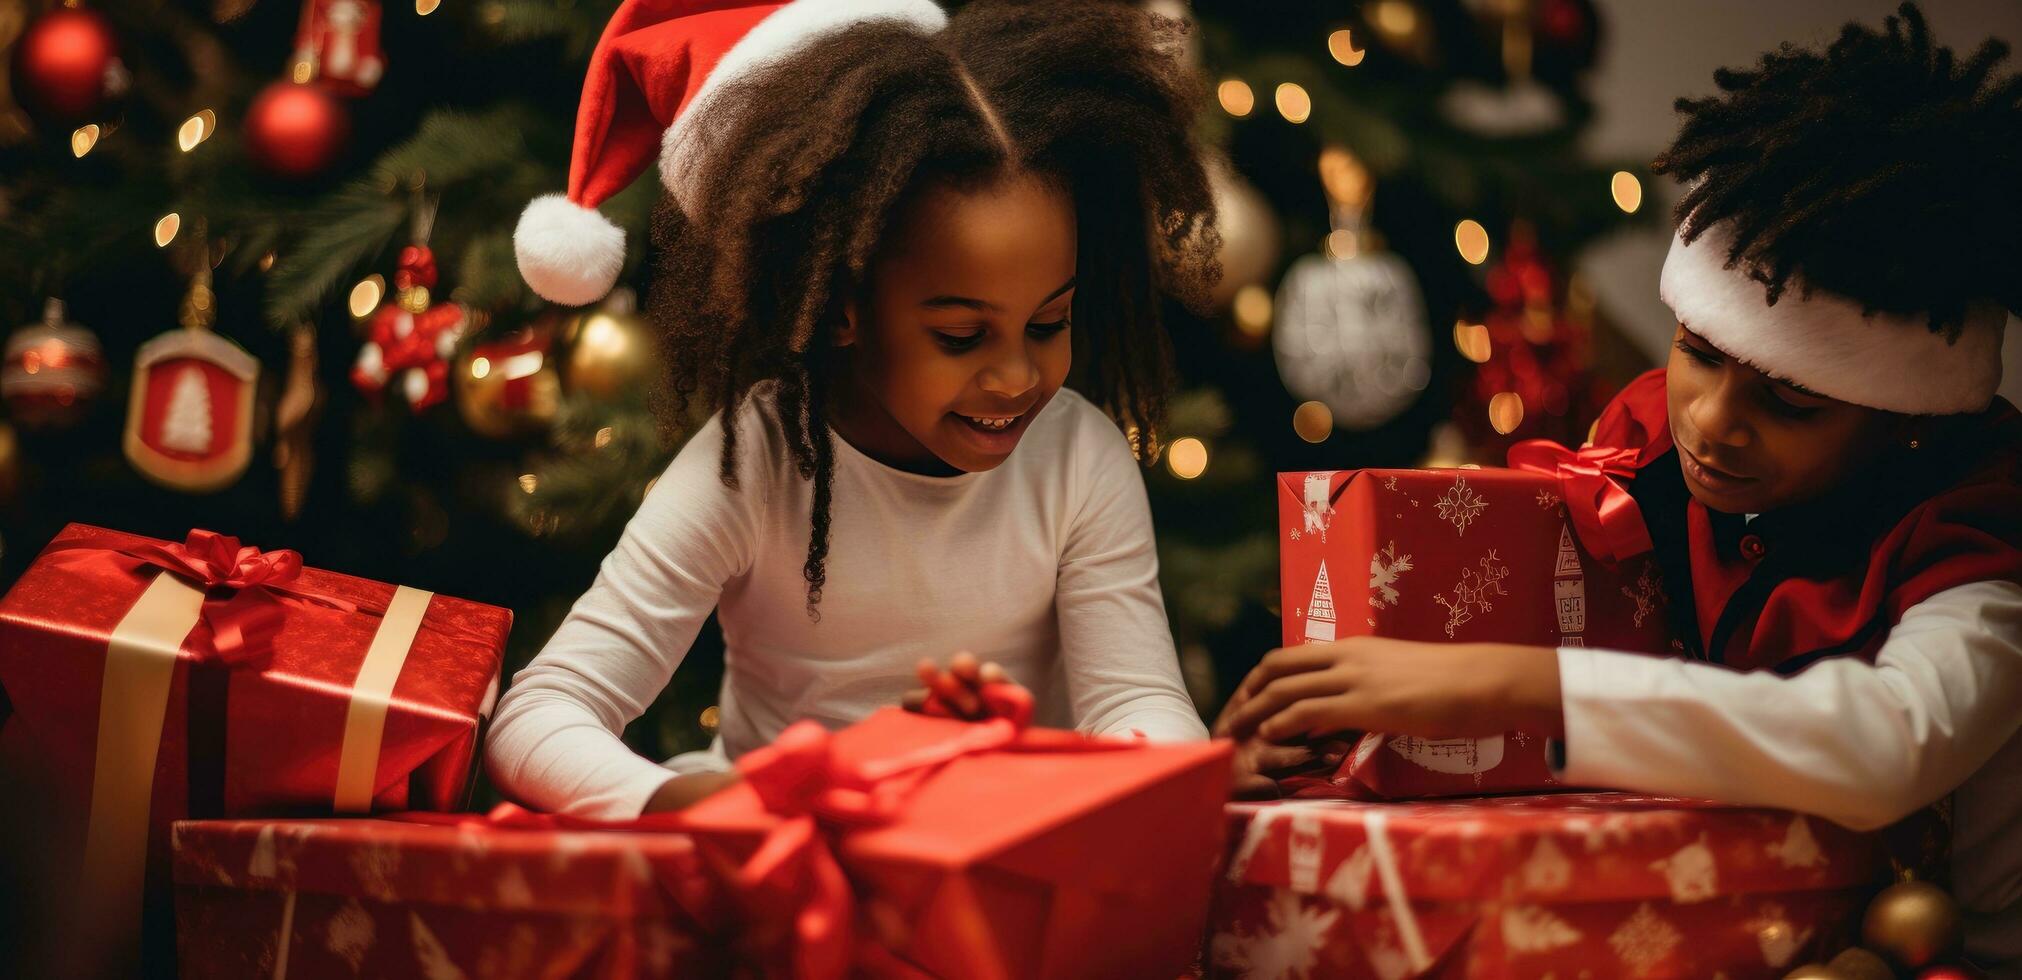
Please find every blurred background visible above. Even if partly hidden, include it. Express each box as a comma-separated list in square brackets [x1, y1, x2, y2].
[1, 0, 2018, 785]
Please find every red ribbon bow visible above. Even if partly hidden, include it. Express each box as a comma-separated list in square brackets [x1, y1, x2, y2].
[118, 529, 307, 667]
[400, 687, 1135, 979]
[732, 685, 1036, 980]
[1508, 439, 1654, 564]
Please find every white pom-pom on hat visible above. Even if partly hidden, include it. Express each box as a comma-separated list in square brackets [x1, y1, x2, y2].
[515, 194, 626, 307]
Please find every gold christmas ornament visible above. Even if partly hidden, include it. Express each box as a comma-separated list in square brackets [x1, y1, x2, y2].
[1780, 965, 1837, 980]
[456, 318, 562, 439]
[560, 289, 656, 401]
[1862, 880, 1962, 970]
[1825, 947, 1895, 980]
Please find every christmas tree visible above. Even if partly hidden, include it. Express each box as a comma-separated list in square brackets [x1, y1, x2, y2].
[158, 365, 213, 452]
[0, 0, 1648, 780]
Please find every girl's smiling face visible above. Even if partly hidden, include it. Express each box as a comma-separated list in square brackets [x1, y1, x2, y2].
[834, 171, 1077, 474]
[1665, 324, 1903, 513]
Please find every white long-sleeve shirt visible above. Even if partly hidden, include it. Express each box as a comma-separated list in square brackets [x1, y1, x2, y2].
[485, 385, 1207, 820]
[1555, 579, 2022, 972]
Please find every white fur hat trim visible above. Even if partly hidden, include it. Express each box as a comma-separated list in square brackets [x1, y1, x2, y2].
[1658, 221, 2005, 415]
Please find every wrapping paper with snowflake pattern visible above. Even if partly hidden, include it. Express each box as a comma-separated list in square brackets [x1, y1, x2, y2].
[1276, 469, 1674, 799]
[172, 816, 728, 979]
[1208, 795, 1892, 979]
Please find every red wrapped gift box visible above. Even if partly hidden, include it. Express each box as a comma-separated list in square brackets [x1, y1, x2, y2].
[1209, 795, 1896, 979]
[1277, 467, 1674, 798]
[173, 814, 722, 979]
[674, 704, 1234, 980]
[0, 523, 510, 971]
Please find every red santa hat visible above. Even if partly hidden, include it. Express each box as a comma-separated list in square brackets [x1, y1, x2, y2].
[1660, 220, 2007, 416]
[514, 0, 949, 306]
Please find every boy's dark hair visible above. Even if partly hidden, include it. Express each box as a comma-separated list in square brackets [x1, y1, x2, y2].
[1653, 2, 2021, 334]
[646, 0, 1219, 613]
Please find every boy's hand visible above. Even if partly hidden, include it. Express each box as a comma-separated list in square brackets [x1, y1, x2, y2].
[1215, 638, 1564, 744]
[901, 651, 1028, 720]
[641, 771, 741, 813]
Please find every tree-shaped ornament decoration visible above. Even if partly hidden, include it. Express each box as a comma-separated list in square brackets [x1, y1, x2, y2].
[123, 245, 260, 493]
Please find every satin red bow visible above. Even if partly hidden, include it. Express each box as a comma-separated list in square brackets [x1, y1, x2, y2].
[1508, 439, 1654, 564]
[47, 528, 332, 668]
[731, 685, 1036, 980]
[120, 529, 306, 667]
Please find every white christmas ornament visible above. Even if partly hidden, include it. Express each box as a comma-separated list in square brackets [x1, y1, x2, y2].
[1273, 250, 1431, 430]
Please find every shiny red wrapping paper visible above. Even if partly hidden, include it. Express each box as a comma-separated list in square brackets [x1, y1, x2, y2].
[674, 706, 1235, 980]
[1277, 468, 1674, 799]
[173, 815, 724, 979]
[0, 523, 510, 970]
[1209, 795, 1898, 979]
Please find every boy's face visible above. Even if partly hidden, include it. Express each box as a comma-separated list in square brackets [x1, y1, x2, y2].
[1664, 325, 1901, 513]
[838, 171, 1077, 474]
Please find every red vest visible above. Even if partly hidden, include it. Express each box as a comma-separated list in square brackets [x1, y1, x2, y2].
[1587, 369, 2022, 673]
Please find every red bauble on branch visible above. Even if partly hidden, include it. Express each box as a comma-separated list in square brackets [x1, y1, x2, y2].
[10, 7, 128, 127]
[243, 80, 350, 179]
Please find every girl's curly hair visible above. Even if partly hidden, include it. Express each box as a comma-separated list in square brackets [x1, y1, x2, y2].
[1652, 2, 2022, 335]
[645, 0, 1220, 614]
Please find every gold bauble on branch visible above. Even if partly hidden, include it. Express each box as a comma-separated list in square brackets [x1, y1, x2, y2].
[1781, 965, 1838, 980]
[1206, 155, 1282, 309]
[559, 289, 656, 402]
[455, 317, 561, 439]
[1822, 947, 1895, 980]
[1862, 880, 1962, 970]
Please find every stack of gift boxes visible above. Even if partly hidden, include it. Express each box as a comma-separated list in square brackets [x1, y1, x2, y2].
[0, 458, 1937, 978]
[0, 523, 1232, 979]
[1211, 463, 1940, 979]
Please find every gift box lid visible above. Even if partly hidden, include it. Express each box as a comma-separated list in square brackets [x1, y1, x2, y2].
[685, 708, 1235, 875]
[1224, 794, 1891, 907]
[172, 817, 711, 918]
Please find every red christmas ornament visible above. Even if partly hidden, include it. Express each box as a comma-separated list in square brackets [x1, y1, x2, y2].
[1531, 0, 1601, 79]
[291, 0, 386, 97]
[243, 80, 350, 179]
[9, 8, 128, 127]
[1916, 970, 1975, 980]
[353, 246, 466, 411]
[2, 299, 106, 430]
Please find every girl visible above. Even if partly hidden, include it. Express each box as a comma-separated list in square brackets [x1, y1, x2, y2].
[488, 0, 1218, 820]
[1219, 5, 2022, 968]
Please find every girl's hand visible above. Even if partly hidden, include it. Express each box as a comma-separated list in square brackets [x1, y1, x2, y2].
[901, 651, 1025, 720]
[642, 771, 742, 813]
[1229, 739, 1337, 800]
[1214, 638, 1564, 744]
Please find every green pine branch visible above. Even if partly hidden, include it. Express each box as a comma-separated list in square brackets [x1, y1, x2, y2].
[262, 106, 559, 328]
